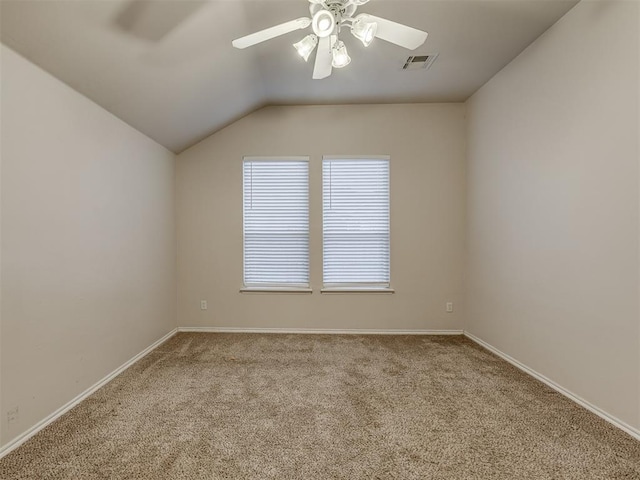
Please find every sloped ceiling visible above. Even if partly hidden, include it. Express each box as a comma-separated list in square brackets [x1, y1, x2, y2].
[0, 0, 578, 153]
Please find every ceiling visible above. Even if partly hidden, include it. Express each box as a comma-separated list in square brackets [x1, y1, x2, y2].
[0, 0, 578, 153]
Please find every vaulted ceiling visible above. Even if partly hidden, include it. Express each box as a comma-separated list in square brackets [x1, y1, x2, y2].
[1, 0, 578, 153]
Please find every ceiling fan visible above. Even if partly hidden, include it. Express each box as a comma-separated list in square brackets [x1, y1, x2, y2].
[232, 0, 428, 80]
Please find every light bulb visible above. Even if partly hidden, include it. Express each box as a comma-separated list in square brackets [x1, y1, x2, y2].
[293, 34, 318, 62]
[331, 40, 351, 68]
[319, 18, 331, 31]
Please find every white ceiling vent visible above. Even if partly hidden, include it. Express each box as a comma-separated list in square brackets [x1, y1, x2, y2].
[402, 53, 439, 71]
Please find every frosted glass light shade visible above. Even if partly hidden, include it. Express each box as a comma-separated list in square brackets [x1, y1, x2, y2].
[293, 34, 318, 62]
[351, 15, 377, 47]
[312, 10, 335, 38]
[331, 40, 351, 68]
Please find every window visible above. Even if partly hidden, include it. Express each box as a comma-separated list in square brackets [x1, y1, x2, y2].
[243, 157, 309, 289]
[322, 156, 391, 290]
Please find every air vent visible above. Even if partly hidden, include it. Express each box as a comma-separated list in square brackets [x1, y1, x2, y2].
[402, 53, 439, 71]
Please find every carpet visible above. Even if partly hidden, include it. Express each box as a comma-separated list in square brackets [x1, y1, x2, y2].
[1, 333, 639, 479]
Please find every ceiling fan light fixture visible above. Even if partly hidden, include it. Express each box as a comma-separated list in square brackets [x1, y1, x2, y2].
[331, 40, 351, 68]
[351, 15, 377, 47]
[293, 34, 318, 62]
[312, 9, 335, 38]
[232, 0, 429, 80]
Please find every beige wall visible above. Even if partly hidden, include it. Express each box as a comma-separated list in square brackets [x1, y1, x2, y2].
[466, 0, 640, 429]
[0, 46, 176, 447]
[176, 104, 466, 331]
[0, 47, 3, 447]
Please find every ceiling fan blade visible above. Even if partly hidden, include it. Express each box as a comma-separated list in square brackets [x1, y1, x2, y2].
[367, 15, 428, 50]
[114, 0, 206, 42]
[313, 35, 333, 80]
[232, 17, 311, 49]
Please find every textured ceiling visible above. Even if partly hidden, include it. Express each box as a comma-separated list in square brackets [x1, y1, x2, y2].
[0, 0, 578, 153]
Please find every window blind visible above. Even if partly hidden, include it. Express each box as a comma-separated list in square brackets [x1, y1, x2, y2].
[243, 158, 309, 287]
[322, 157, 390, 287]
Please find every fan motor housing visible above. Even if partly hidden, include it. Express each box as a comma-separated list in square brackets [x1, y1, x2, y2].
[310, 0, 357, 18]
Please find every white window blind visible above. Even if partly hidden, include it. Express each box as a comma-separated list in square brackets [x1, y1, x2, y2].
[322, 157, 390, 287]
[243, 158, 309, 287]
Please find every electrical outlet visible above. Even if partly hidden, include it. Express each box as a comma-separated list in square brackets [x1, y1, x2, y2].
[200, 300, 208, 310]
[446, 302, 454, 313]
[7, 406, 19, 424]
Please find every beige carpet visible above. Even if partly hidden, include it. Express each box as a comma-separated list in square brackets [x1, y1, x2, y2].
[1, 333, 639, 479]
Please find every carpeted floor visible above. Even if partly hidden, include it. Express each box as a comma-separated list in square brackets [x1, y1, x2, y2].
[1, 333, 639, 479]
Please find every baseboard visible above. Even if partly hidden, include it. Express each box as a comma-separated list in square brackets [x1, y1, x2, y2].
[464, 331, 640, 442]
[0, 328, 178, 459]
[178, 327, 464, 335]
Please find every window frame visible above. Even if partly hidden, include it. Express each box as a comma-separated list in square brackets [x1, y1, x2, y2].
[321, 155, 393, 294]
[241, 156, 312, 293]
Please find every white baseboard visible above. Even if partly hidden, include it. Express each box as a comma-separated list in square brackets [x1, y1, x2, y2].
[464, 331, 640, 442]
[0, 328, 178, 459]
[177, 327, 464, 335]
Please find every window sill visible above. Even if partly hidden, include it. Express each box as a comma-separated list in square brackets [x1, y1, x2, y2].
[321, 288, 395, 294]
[240, 287, 313, 294]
